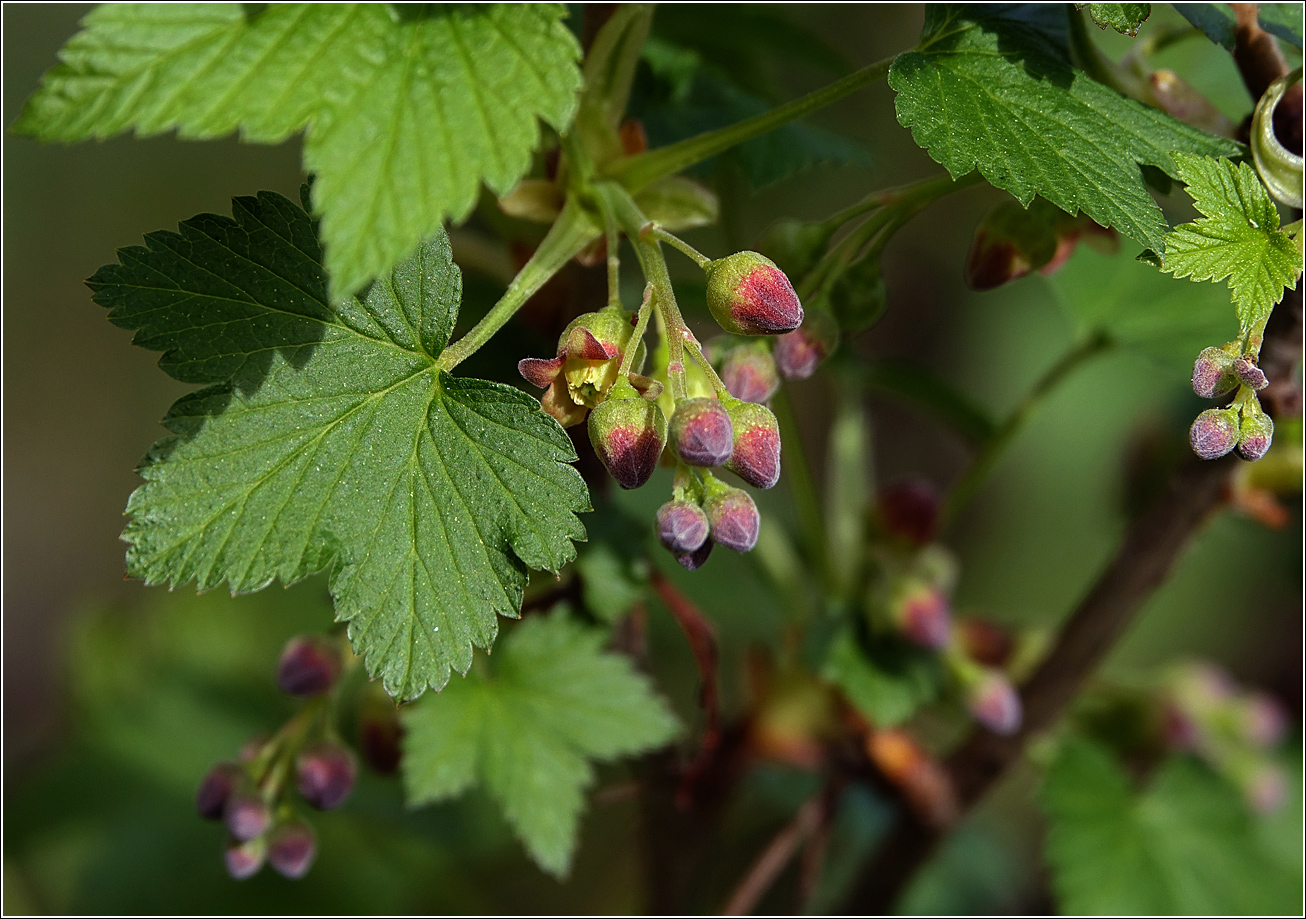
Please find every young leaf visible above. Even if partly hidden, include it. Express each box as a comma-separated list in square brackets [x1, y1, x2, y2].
[1042, 737, 1300, 914]
[16, 3, 582, 298]
[889, 6, 1242, 251]
[88, 191, 589, 700]
[402, 611, 679, 876]
[1157, 154, 1303, 330]
[822, 629, 940, 728]
[1082, 4, 1150, 37]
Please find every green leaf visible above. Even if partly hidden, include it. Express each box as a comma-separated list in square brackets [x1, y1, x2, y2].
[88, 190, 589, 700]
[1158, 154, 1303, 330]
[821, 628, 940, 728]
[402, 611, 678, 876]
[16, 3, 582, 298]
[1176, 3, 1304, 51]
[888, 6, 1242, 251]
[1042, 736, 1301, 914]
[1082, 4, 1150, 36]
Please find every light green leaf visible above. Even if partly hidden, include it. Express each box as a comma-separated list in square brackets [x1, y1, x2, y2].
[1042, 736, 1301, 914]
[88, 190, 589, 700]
[1082, 4, 1150, 36]
[16, 3, 582, 298]
[889, 6, 1242, 251]
[1159, 154, 1303, 330]
[821, 629, 940, 728]
[403, 611, 679, 876]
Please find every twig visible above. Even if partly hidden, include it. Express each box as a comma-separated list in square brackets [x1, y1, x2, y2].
[721, 792, 827, 916]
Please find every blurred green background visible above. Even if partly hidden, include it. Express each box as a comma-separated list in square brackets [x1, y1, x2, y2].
[3, 3, 1300, 914]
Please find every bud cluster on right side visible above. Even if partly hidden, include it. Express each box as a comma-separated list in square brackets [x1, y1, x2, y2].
[1189, 341, 1274, 461]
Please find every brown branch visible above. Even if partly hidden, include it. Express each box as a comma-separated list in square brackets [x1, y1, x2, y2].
[720, 791, 828, 916]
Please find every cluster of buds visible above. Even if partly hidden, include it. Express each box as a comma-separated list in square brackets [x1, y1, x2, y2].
[1164, 662, 1290, 813]
[1189, 342, 1274, 461]
[196, 635, 361, 880]
[964, 198, 1118, 291]
[656, 471, 763, 570]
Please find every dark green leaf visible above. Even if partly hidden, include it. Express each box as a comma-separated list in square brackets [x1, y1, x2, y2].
[1082, 4, 1150, 36]
[89, 191, 589, 700]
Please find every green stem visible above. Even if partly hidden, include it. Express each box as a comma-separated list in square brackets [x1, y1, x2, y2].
[649, 225, 711, 268]
[618, 283, 655, 378]
[683, 337, 732, 399]
[772, 386, 827, 583]
[604, 55, 896, 193]
[942, 330, 1113, 527]
[438, 197, 600, 371]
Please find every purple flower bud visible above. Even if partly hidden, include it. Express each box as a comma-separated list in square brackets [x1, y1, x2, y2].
[1232, 356, 1268, 391]
[669, 398, 735, 467]
[878, 478, 941, 545]
[720, 343, 780, 403]
[196, 761, 243, 821]
[891, 582, 951, 650]
[675, 537, 715, 571]
[224, 790, 271, 841]
[296, 742, 357, 810]
[1189, 408, 1239, 459]
[724, 402, 781, 490]
[1191, 346, 1238, 398]
[705, 251, 803, 335]
[703, 486, 760, 552]
[277, 636, 342, 697]
[588, 384, 668, 489]
[1237, 409, 1274, 461]
[359, 710, 404, 776]
[656, 500, 710, 554]
[773, 311, 837, 381]
[966, 670, 1022, 735]
[225, 836, 266, 880]
[1240, 692, 1286, 748]
[267, 820, 317, 879]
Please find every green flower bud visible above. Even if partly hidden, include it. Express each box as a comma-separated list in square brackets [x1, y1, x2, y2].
[1237, 406, 1274, 461]
[724, 401, 781, 490]
[588, 380, 668, 489]
[705, 251, 803, 335]
[719, 341, 780, 403]
[1192, 346, 1239, 399]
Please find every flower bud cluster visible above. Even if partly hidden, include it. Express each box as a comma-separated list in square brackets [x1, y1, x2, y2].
[1164, 662, 1290, 813]
[1188, 340, 1275, 462]
[196, 634, 365, 881]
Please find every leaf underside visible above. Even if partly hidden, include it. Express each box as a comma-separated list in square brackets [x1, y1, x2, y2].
[889, 6, 1242, 252]
[402, 611, 679, 877]
[1159, 154, 1302, 330]
[18, 2, 582, 298]
[89, 190, 589, 700]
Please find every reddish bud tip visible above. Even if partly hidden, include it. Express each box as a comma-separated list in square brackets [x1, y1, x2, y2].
[1189, 408, 1239, 459]
[967, 671, 1022, 735]
[656, 500, 710, 554]
[675, 537, 715, 571]
[225, 836, 266, 880]
[1232, 356, 1268, 391]
[891, 583, 951, 650]
[359, 712, 404, 776]
[720, 343, 780, 403]
[296, 743, 357, 810]
[878, 478, 941, 545]
[706, 252, 803, 335]
[704, 487, 760, 552]
[956, 620, 1013, 668]
[773, 311, 837, 380]
[197, 762, 243, 821]
[224, 790, 271, 841]
[1237, 410, 1274, 461]
[669, 398, 735, 467]
[277, 636, 342, 697]
[588, 390, 668, 489]
[1191, 346, 1237, 398]
[724, 402, 781, 489]
[268, 821, 318, 879]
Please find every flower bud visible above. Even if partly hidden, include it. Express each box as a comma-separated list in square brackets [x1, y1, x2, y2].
[520, 306, 644, 426]
[1189, 407, 1240, 459]
[196, 761, 243, 821]
[719, 342, 780, 403]
[1191, 346, 1238, 398]
[724, 401, 781, 490]
[267, 820, 317, 879]
[669, 397, 734, 467]
[359, 708, 404, 776]
[703, 485, 760, 552]
[675, 536, 715, 571]
[1239, 693, 1286, 748]
[773, 310, 838, 381]
[588, 381, 668, 489]
[225, 836, 266, 880]
[705, 251, 803, 335]
[956, 619, 1013, 668]
[656, 500, 710, 554]
[1233, 356, 1269, 391]
[878, 477, 941, 545]
[966, 670, 1022, 735]
[1237, 408, 1274, 461]
[224, 789, 271, 841]
[277, 636, 342, 697]
[890, 581, 951, 650]
[963, 201, 1057, 291]
[296, 742, 357, 810]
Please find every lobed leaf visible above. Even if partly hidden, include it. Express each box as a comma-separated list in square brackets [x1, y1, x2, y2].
[89, 190, 589, 700]
[17, 3, 582, 298]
